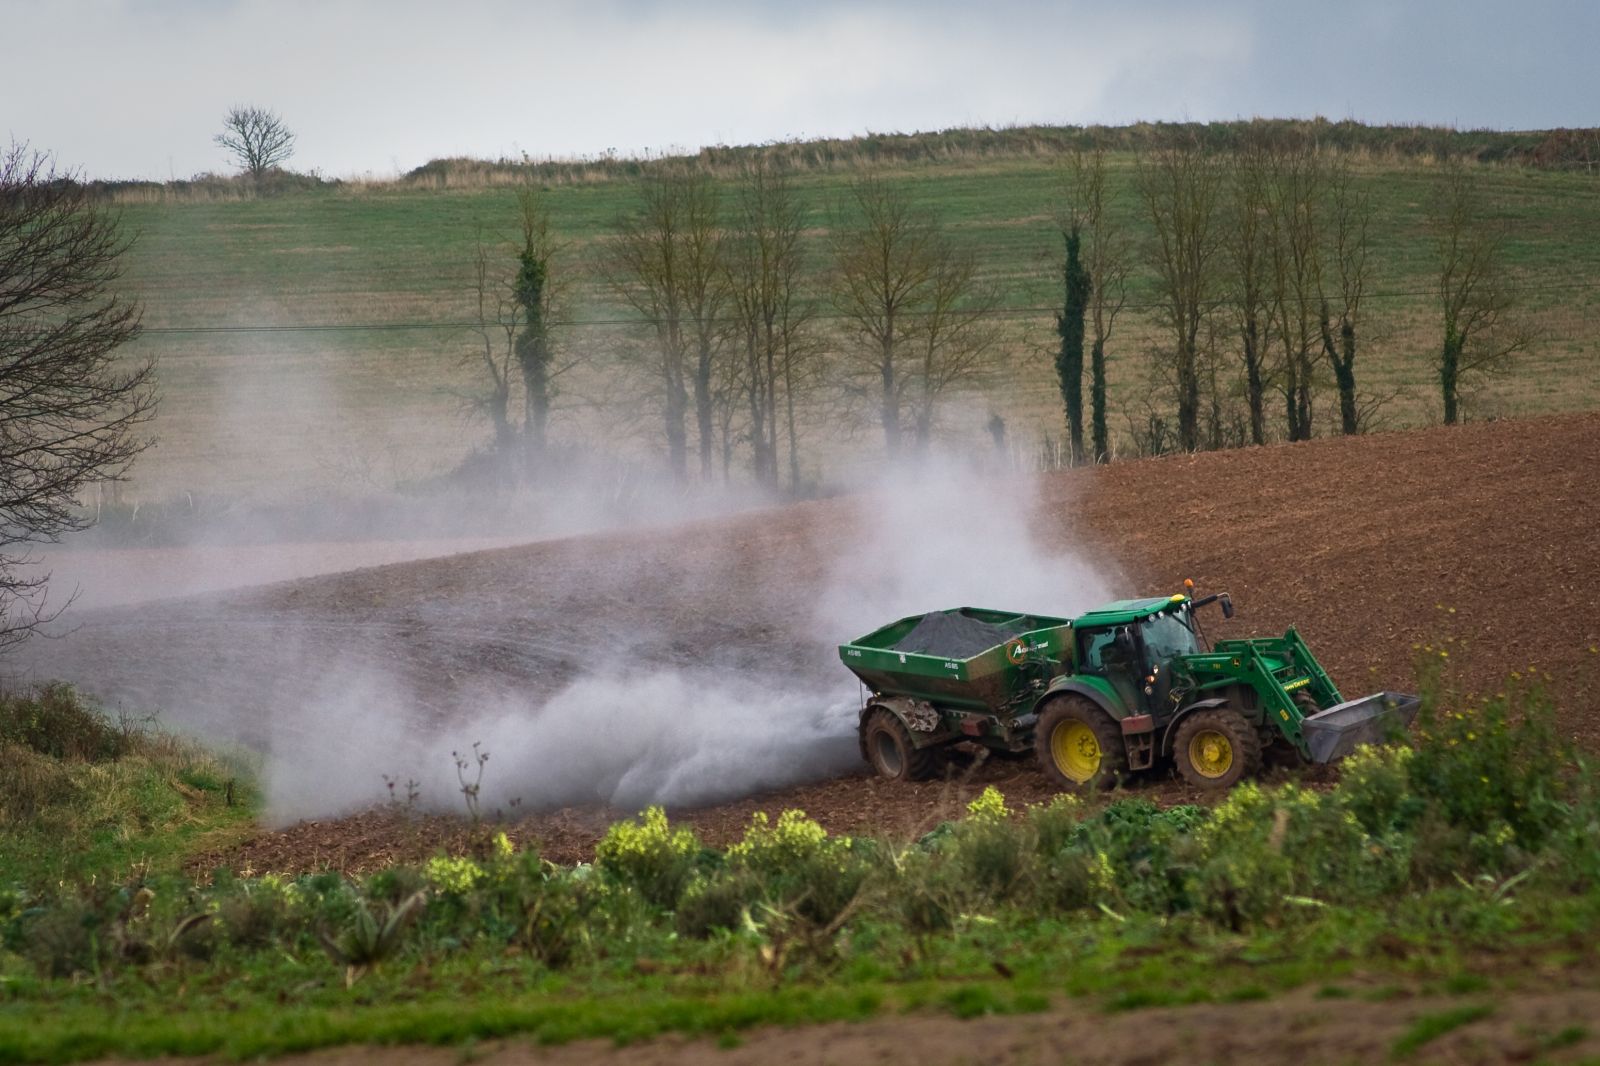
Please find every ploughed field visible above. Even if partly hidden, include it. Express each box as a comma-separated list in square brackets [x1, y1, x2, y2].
[26, 413, 1600, 873]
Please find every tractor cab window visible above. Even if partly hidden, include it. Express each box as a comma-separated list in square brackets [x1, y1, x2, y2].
[1081, 626, 1136, 673]
[1140, 609, 1199, 663]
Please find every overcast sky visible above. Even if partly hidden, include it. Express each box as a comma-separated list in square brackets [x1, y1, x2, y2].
[8, 0, 1597, 180]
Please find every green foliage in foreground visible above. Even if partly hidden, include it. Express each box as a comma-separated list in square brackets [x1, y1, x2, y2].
[0, 685, 256, 890]
[2, 677, 1598, 1063]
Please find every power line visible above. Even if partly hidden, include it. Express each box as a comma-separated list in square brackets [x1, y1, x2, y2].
[131, 278, 1600, 337]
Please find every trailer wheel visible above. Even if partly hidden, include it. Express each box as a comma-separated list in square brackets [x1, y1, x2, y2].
[1037, 697, 1126, 792]
[1174, 708, 1262, 789]
[861, 709, 940, 782]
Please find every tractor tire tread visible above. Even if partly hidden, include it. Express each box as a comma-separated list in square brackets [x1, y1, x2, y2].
[1174, 707, 1263, 789]
[1036, 695, 1127, 793]
[861, 708, 940, 782]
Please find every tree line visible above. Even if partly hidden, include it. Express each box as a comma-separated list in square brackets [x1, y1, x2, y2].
[467, 166, 1003, 489]
[459, 130, 1534, 488]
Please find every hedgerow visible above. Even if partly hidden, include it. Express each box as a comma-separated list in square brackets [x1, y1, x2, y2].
[1, 677, 1591, 989]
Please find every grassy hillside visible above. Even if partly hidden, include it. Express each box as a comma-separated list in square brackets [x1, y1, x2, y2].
[102, 125, 1600, 500]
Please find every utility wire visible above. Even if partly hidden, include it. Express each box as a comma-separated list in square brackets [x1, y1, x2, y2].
[131, 278, 1599, 337]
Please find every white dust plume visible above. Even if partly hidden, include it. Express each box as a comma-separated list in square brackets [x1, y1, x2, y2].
[258, 455, 1113, 822]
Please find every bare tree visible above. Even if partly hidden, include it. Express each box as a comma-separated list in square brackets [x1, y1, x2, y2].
[213, 106, 296, 178]
[1428, 162, 1532, 424]
[909, 251, 1001, 451]
[1264, 139, 1324, 442]
[0, 144, 156, 646]
[1223, 136, 1275, 445]
[676, 172, 729, 482]
[604, 171, 693, 480]
[726, 163, 814, 487]
[604, 168, 729, 482]
[1059, 148, 1128, 463]
[830, 176, 940, 458]
[1317, 154, 1372, 435]
[465, 227, 517, 454]
[831, 175, 939, 457]
[1137, 136, 1225, 452]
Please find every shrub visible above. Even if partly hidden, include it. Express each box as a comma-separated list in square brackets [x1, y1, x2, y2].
[0, 684, 130, 762]
[365, 866, 429, 907]
[512, 871, 583, 967]
[595, 807, 700, 909]
[20, 900, 104, 978]
[1545, 765, 1600, 892]
[728, 810, 835, 874]
[317, 890, 427, 982]
[1025, 794, 1085, 856]
[1406, 682, 1569, 854]
[727, 810, 870, 928]
[889, 846, 959, 937]
[437, 841, 591, 967]
[1063, 799, 1204, 914]
[676, 869, 764, 938]
[1337, 744, 1418, 835]
[424, 855, 486, 896]
[0, 744, 78, 824]
[945, 792, 1033, 905]
[216, 878, 299, 950]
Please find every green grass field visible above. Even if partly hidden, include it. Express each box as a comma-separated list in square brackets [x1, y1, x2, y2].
[103, 132, 1600, 500]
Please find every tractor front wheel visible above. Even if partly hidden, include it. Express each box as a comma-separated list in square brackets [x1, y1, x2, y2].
[1173, 708, 1262, 789]
[861, 709, 940, 782]
[1037, 697, 1126, 792]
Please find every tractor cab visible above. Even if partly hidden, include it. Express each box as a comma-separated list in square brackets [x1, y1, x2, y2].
[1070, 594, 1221, 718]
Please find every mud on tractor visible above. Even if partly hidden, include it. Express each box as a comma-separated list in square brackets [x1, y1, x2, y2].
[839, 588, 1419, 790]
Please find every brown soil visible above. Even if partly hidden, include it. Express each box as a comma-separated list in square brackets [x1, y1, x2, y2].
[33, 412, 1600, 875]
[95, 985, 1600, 1065]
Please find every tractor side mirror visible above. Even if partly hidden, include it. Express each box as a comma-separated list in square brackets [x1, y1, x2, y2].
[1220, 594, 1234, 620]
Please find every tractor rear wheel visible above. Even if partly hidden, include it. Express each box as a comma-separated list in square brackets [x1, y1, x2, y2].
[1037, 697, 1126, 792]
[861, 709, 940, 782]
[1174, 708, 1262, 789]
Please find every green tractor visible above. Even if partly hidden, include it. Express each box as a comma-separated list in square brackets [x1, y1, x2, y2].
[839, 588, 1418, 790]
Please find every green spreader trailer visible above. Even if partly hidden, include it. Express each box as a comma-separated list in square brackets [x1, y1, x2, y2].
[839, 591, 1419, 790]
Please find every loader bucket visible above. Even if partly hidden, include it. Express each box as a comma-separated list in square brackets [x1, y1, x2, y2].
[1299, 691, 1421, 764]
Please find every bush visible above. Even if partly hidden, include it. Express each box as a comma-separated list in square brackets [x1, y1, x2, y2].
[1406, 681, 1569, 854]
[20, 898, 107, 978]
[1336, 744, 1418, 835]
[1071, 800, 1205, 914]
[889, 846, 959, 937]
[595, 807, 700, 909]
[727, 810, 870, 927]
[676, 869, 764, 938]
[216, 878, 299, 950]
[0, 684, 129, 762]
[0, 744, 78, 824]
[942, 788, 1033, 905]
[1186, 783, 1382, 929]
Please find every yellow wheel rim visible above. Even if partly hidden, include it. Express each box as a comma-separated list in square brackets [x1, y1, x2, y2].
[1052, 720, 1102, 783]
[1188, 729, 1234, 779]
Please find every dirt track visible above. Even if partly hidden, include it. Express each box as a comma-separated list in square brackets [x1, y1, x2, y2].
[91, 985, 1600, 1066]
[25, 412, 1600, 872]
